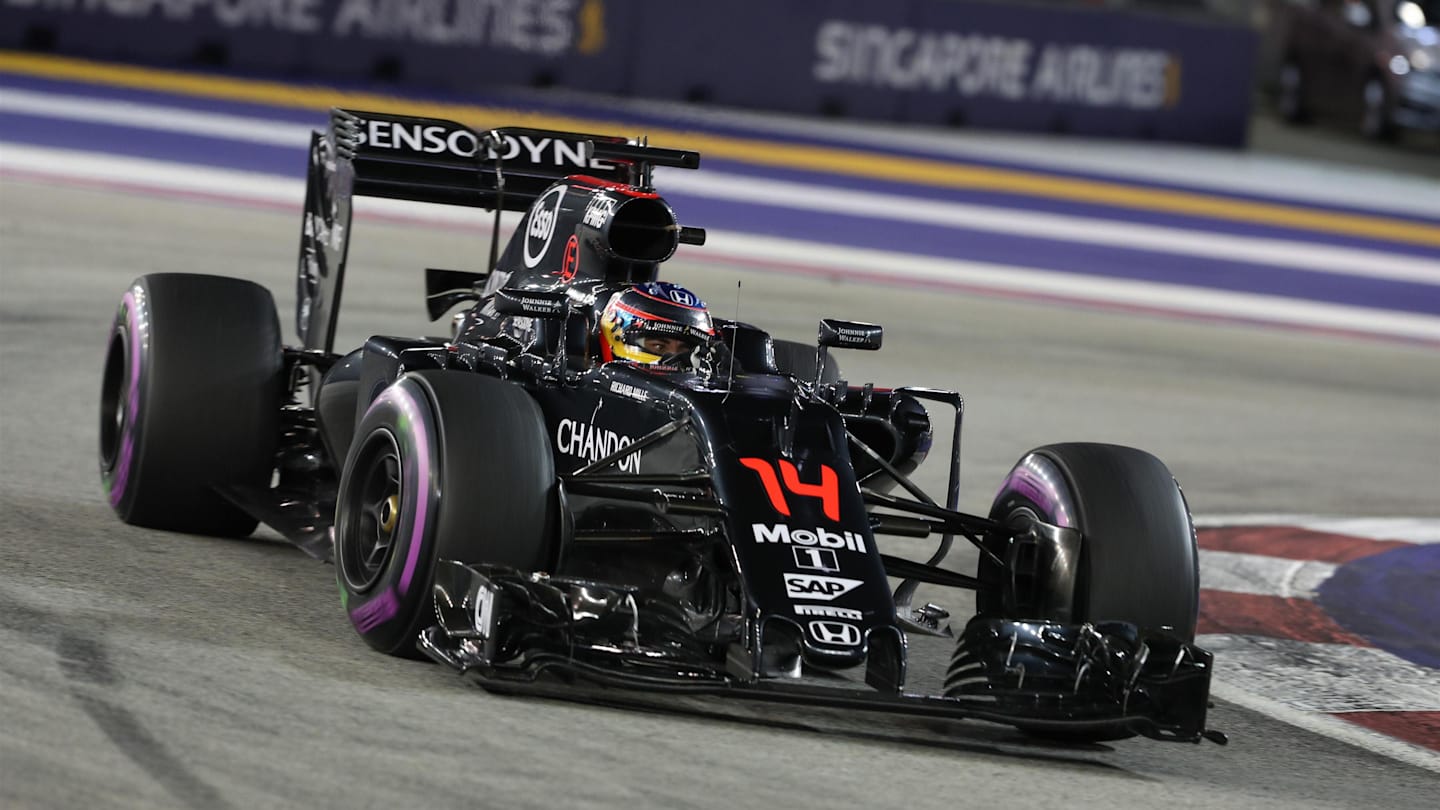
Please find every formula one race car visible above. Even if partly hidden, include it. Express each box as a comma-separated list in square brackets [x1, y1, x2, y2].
[98, 109, 1224, 745]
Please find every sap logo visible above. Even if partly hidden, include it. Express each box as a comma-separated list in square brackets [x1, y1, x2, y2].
[582, 195, 616, 229]
[783, 574, 862, 602]
[808, 620, 862, 647]
[795, 604, 862, 620]
[555, 418, 640, 473]
[753, 523, 867, 553]
[524, 186, 566, 268]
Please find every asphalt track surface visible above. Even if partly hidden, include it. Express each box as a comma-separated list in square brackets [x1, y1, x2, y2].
[2, 179, 1439, 809]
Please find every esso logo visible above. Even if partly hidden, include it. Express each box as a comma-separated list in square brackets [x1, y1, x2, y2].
[524, 186, 566, 268]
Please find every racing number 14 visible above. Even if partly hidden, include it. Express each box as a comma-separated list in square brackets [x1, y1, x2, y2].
[739, 458, 839, 521]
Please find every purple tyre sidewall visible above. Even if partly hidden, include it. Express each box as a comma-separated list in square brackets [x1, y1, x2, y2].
[337, 377, 443, 653]
[101, 286, 147, 511]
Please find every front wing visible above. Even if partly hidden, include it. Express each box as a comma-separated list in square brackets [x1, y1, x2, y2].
[419, 562, 1225, 745]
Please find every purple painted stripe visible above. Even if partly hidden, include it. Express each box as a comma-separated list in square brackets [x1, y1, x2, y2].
[1318, 543, 1440, 670]
[0, 111, 306, 179]
[665, 190, 1440, 316]
[5, 68, 1437, 240]
[6, 110, 1434, 316]
[698, 157, 1440, 260]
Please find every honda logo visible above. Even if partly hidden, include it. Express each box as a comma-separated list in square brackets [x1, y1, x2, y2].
[808, 620, 862, 647]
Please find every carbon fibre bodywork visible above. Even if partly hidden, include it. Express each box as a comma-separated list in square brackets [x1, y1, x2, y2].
[242, 109, 1222, 745]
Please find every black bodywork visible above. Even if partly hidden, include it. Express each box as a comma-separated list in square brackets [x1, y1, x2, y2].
[234, 109, 1222, 745]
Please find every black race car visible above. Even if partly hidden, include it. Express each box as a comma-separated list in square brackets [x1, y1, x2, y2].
[98, 109, 1224, 745]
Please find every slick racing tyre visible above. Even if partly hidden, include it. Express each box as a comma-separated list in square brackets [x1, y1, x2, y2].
[334, 371, 558, 658]
[772, 338, 841, 385]
[99, 273, 284, 536]
[971, 443, 1198, 742]
[980, 443, 1199, 639]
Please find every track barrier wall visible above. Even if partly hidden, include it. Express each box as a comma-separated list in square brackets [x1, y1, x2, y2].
[0, 0, 1258, 146]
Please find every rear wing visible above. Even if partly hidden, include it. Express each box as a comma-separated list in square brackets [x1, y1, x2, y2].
[296, 108, 700, 352]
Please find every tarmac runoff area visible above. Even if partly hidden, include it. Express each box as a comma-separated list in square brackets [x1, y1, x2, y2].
[1, 65, 1439, 808]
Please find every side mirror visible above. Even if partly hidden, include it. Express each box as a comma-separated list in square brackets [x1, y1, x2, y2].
[494, 288, 570, 319]
[818, 319, 883, 351]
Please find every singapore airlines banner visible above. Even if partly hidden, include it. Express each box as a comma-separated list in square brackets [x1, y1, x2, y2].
[0, 0, 1258, 146]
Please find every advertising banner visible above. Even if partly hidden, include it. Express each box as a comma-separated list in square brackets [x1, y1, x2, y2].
[0, 0, 636, 93]
[0, 0, 1258, 146]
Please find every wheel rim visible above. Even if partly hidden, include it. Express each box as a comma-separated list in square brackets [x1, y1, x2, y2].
[340, 429, 404, 593]
[98, 328, 129, 472]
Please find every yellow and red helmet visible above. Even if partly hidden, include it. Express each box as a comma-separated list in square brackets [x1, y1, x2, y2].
[598, 282, 714, 364]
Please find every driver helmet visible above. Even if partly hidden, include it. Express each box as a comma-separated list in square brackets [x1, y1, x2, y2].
[598, 281, 714, 364]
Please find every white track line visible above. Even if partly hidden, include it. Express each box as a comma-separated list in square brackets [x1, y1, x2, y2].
[7, 88, 1437, 285]
[615, 93, 1440, 219]
[1199, 550, 1337, 598]
[6, 142, 1440, 345]
[1210, 681, 1440, 774]
[1195, 515, 1440, 544]
[1198, 516, 1440, 773]
[655, 170, 1440, 285]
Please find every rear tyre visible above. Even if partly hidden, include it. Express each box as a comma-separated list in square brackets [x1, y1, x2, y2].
[772, 338, 841, 385]
[334, 371, 557, 658]
[99, 273, 283, 536]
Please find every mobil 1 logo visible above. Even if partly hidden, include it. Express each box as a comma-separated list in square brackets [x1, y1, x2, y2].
[792, 547, 839, 572]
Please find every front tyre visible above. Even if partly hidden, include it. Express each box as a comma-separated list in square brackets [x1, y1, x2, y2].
[968, 443, 1198, 742]
[981, 442, 1199, 640]
[334, 371, 557, 657]
[99, 273, 283, 536]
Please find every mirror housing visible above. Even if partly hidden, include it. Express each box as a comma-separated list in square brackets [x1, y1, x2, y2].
[818, 319, 883, 351]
